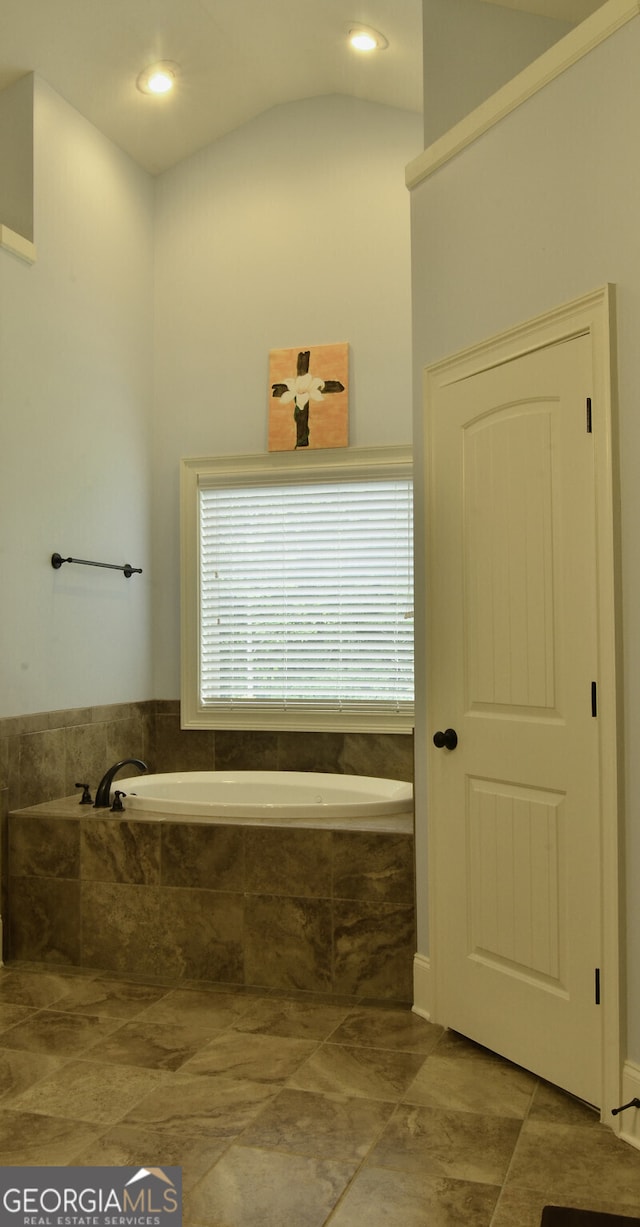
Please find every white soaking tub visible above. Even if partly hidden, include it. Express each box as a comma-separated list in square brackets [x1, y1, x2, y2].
[121, 770, 413, 827]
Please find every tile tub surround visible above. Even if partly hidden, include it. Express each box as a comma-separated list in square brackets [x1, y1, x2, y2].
[0, 697, 413, 963]
[7, 797, 415, 1001]
[0, 702, 155, 814]
[0, 699, 413, 814]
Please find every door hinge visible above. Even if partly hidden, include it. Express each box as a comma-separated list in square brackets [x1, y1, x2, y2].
[591, 681, 597, 717]
[595, 968, 601, 1005]
[586, 397, 592, 433]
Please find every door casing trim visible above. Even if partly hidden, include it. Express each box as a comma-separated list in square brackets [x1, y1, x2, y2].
[419, 285, 623, 1128]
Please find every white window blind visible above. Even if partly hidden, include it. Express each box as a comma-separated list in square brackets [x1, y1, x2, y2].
[198, 477, 414, 717]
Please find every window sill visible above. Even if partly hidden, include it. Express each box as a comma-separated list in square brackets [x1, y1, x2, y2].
[180, 706, 415, 735]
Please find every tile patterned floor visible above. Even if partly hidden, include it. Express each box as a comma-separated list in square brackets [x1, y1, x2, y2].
[1, 963, 640, 1226]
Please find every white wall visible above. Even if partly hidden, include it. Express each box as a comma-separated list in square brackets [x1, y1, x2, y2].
[0, 84, 420, 717]
[422, 0, 571, 145]
[0, 77, 155, 718]
[152, 95, 423, 699]
[411, 18, 640, 1058]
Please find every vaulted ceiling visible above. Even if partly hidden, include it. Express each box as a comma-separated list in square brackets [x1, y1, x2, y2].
[0, 0, 604, 174]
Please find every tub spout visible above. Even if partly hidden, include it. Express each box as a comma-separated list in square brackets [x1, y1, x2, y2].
[94, 758, 147, 808]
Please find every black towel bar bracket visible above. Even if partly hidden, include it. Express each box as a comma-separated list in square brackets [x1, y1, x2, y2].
[51, 553, 142, 578]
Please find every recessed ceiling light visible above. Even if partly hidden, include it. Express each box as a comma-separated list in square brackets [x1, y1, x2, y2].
[348, 25, 388, 52]
[136, 61, 178, 95]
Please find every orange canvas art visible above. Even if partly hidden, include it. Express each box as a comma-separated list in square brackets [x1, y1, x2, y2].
[269, 342, 349, 451]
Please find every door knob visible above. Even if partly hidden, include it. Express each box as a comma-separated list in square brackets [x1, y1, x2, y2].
[433, 728, 458, 751]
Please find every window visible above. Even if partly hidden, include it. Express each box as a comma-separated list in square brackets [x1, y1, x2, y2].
[181, 446, 413, 732]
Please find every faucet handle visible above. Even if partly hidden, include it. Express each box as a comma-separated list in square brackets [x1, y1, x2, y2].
[76, 783, 93, 805]
[111, 791, 126, 812]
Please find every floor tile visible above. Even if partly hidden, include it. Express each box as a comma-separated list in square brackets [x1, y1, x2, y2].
[0, 1047, 65, 1105]
[328, 1005, 443, 1054]
[0, 968, 83, 1009]
[0, 1009, 124, 1057]
[180, 1030, 318, 1082]
[3, 965, 640, 1227]
[72, 1122, 228, 1190]
[0, 1003, 38, 1032]
[47, 976, 172, 1018]
[489, 1186, 557, 1227]
[327, 1166, 500, 1227]
[491, 1186, 640, 1226]
[403, 1047, 536, 1117]
[119, 1073, 277, 1140]
[238, 1087, 394, 1161]
[0, 1108, 101, 1164]
[528, 1079, 602, 1128]
[368, 1103, 523, 1185]
[267, 987, 360, 1008]
[435, 1029, 509, 1063]
[288, 1041, 427, 1101]
[507, 1119, 640, 1208]
[185, 1144, 356, 1227]
[8, 1058, 167, 1124]
[136, 987, 260, 1032]
[84, 1018, 217, 1071]
[230, 996, 350, 1040]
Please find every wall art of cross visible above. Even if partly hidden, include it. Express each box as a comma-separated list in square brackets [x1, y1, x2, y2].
[271, 349, 345, 448]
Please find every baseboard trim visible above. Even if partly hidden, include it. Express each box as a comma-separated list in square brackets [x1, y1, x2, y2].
[412, 952, 432, 1021]
[616, 1061, 640, 1149]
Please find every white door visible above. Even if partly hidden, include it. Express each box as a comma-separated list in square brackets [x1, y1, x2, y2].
[427, 333, 603, 1106]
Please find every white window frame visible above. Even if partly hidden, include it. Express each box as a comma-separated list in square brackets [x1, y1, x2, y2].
[180, 445, 414, 733]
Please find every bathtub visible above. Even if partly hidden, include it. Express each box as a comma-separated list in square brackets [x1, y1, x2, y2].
[121, 770, 412, 826]
[10, 776, 416, 996]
